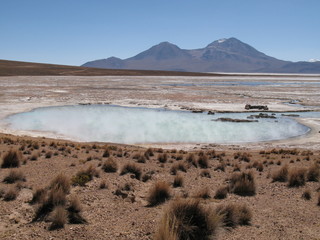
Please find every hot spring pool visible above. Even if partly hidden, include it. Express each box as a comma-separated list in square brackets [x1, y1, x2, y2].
[3, 105, 314, 144]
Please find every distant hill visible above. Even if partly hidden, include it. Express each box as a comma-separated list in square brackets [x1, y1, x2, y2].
[0, 59, 217, 76]
[82, 38, 320, 73]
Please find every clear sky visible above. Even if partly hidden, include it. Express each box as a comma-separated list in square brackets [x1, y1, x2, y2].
[1, 0, 319, 66]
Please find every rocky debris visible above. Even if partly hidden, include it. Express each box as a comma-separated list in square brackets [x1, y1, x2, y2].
[213, 118, 258, 123]
[247, 113, 276, 119]
[245, 104, 268, 110]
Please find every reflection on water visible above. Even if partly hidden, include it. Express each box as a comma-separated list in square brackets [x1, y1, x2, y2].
[4, 105, 314, 144]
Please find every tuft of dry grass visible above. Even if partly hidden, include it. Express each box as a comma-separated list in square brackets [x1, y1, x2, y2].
[3, 169, 26, 183]
[30, 188, 47, 204]
[173, 175, 184, 188]
[214, 186, 229, 199]
[1, 149, 22, 168]
[102, 158, 118, 173]
[120, 163, 142, 180]
[194, 187, 211, 199]
[49, 206, 67, 230]
[229, 171, 256, 196]
[198, 155, 209, 168]
[147, 181, 170, 206]
[72, 165, 99, 186]
[3, 186, 18, 201]
[67, 195, 87, 224]
[157, 153, 168, 163]
[307, 163, 320, 182]
[302, 189, 311, 200]
[155, 199, 221, 240]
[317, 192, 320, 206]
[50, 173, 70, 193]
[200, 169, 211, 178]
[215, 203, 252, 228]
[288, 168, 306, 187]
[99, 180, 107, 189]
[272, 164, 289, 182]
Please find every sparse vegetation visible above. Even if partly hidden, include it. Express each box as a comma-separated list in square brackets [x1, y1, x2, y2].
[302, 189, 311, 200]
[229, 171, 256, 196]
[272, 164, 289, 182]
[102, 158, 118, 173]
[50, 206, 67, 230]
[147, 181, 170, 206]
[3, 169, 26, 183]
[214, 186, 229, 199]
[173, 175, 184, 188]
[288, 168, 306, 187]
[155, 199, 221, 240]
[120, 163, 142, 180]
[1, 149, 22, 168]
[215, 203, 252, 227]
[3, 186, 18, 201]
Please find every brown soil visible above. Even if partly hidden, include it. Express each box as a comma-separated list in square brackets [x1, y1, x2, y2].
[0, 133, 320, 239]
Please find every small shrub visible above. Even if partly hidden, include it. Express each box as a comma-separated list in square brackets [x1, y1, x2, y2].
[272, 164, 289, 182]
[72, 165, 99, 186]
[30, 188, 47, 204]
[215, 203, 252, 228]
[1, 150, 22, 168]
[102, 149, 110, 158]
[155, 199, 221, 240]
[99, 180, 107, 189]
[3, 169, 26, 183]
[50, 206, 67, 230]
[102, 158, 118, 173]
[147, 181, 170, 206]
[194, 187, 210, 199]
[186, 153, 197, 166]
[3, 187, 18, 201]
[67, 195, 87, 224]
[45, 151, 53, 159]
[145, 148, 154, 157]
[198, 155, 209, 169]
[229, 171, 256, 196]
[302, 189, 311, 200]
[288, 168, 306, 187]
[200, 169, 211, 178]
[158, 153, 168, 163]
[120, 163, 142, 180]
[307, 163, 320, 182]
[173, 175, 184, 188]
[50, 173, 70, 193]
[214, 186, 229, 199]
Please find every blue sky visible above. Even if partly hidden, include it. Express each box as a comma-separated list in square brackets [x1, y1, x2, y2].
[1, 0, 319, 66]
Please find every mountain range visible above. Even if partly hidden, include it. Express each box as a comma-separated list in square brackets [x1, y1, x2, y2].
[82, 38, 320, 73]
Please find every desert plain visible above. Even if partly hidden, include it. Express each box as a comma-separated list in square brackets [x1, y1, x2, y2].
[0, 66, 320, 239]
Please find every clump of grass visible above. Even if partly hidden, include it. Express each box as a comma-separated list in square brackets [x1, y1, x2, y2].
[307, 163, 320, 182]
[317, 192, 320, 206]
[145, 148, 154, 157]
[173, 175, 184, 188]
[170, 162, 187, 175]
[302, 189, 311, 200]
[214, 186, 229, 199]
[30, 187, 47, 204]
[102, 149, 110, 158]
[234, 152, 251, 162]
[1, 149, 22, 168]
[186, 153, 197, 167]
[45, 151, 53, 159]
[214, 163, 226, 172]
[99, 180, 107, 189]
[194, 187, 210, 199]
[120, 163, 142, 180]
[3, 186, 18, 201]
[200, 170, 211, 178]
[50, 173, 70, 193]
[198, 155, 209, 169]
[155, 199, 221, 240]
[288, 168, 306, 187]
[215, 203, 252, 228]
[272, 164, 289, 182]
[252, 161, 264, 172]
[158, 153, 168, 163]
[67, 195, 87, 224]
[102, 158, 118, 173]
[72, 165, 99, 186]
[49, 206, 67, 230]
[3, 169, 26, 183]
[147, 181, 170, 206]
[229, 171, 256, 196]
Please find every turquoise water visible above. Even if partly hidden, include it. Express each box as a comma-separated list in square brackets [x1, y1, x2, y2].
[4, 105, 313, 144]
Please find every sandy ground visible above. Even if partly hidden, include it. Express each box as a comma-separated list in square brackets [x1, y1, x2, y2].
[0, 74, 320, 240]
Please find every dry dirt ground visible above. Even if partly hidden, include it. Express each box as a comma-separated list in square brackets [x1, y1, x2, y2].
[0, 73, 320, 239]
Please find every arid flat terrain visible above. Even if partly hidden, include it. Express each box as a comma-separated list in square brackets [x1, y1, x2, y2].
[0, 63, 320, 239]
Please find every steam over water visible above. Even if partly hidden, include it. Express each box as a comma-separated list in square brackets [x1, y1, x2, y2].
[4, 105, 310, 144]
